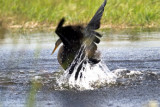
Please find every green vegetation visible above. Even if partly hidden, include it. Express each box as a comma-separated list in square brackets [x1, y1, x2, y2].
[26, 81, 42, 107]
[0, 0, 160, 28]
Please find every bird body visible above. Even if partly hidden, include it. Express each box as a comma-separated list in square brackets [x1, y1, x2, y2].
[51, 0, 117, 89]
[52, 0, 107, 72]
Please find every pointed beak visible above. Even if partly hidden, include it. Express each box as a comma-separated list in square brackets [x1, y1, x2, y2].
[51, 39, 62, 55]
[51, 46, 58, 55]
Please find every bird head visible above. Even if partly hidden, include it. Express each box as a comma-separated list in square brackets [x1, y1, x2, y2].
[51, 38, 62, 55]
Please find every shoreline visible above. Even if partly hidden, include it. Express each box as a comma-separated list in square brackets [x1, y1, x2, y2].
[0, 17, 159, 33]
[1, 20, 159, 33]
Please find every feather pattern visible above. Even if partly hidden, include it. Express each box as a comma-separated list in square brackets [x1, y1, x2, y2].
[86, 0, 107, 30]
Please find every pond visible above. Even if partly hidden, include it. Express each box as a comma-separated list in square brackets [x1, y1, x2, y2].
[0, 28, 160, 107]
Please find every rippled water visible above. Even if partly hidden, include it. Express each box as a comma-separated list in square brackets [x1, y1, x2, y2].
[0, 28, 160, 107]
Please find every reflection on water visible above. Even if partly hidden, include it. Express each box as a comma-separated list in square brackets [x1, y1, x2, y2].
[0, 20, 7, 40]
[102, 28, 160, 42]
[0, 28, 160, 44]
[0, 28, 160, 106]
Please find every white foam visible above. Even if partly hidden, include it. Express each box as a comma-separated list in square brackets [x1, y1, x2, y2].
[58, 61, 117, 90]
[56, 44, 118, 90]
[113, 69, 142, 78]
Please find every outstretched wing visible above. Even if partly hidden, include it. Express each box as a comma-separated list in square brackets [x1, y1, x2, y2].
[86, 0, 107, 30]
[55, 18, 65, 33]
[83, 0, 107, 60]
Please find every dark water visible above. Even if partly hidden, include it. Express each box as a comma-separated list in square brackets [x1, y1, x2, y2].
[0, 28, 160, 107]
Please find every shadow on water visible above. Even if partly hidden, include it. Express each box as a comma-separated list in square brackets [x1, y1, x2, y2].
[0, 28, 160, 107]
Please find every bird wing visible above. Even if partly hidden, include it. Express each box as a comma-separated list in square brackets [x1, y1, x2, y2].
[55, 18, 65, 33]
[86, 0, 107, 30]
[82, 0, 107, 59]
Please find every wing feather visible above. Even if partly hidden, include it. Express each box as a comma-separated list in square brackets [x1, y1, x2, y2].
[86, 0, 107, 30]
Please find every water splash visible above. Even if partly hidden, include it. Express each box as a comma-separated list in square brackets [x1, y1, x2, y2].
[56, 43, 160, 90]
[57, 45, 117, 90]
[58, 61, 117, 90]
[0, 68, 160, 90]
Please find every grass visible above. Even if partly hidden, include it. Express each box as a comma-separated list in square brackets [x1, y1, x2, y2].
[0, 0, 160, 29]
[26, 80, 42, 107]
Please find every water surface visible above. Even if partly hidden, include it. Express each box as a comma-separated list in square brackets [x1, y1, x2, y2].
[0, 28, 160, 107]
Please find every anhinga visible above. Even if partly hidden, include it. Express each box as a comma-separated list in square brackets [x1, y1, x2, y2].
[52, 0, 107, 73]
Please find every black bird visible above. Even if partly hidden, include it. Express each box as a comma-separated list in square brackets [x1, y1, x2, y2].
[52, 0, 107, 73]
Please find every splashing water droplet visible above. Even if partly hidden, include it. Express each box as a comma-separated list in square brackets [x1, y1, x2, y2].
[57, 45, 117, 90]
